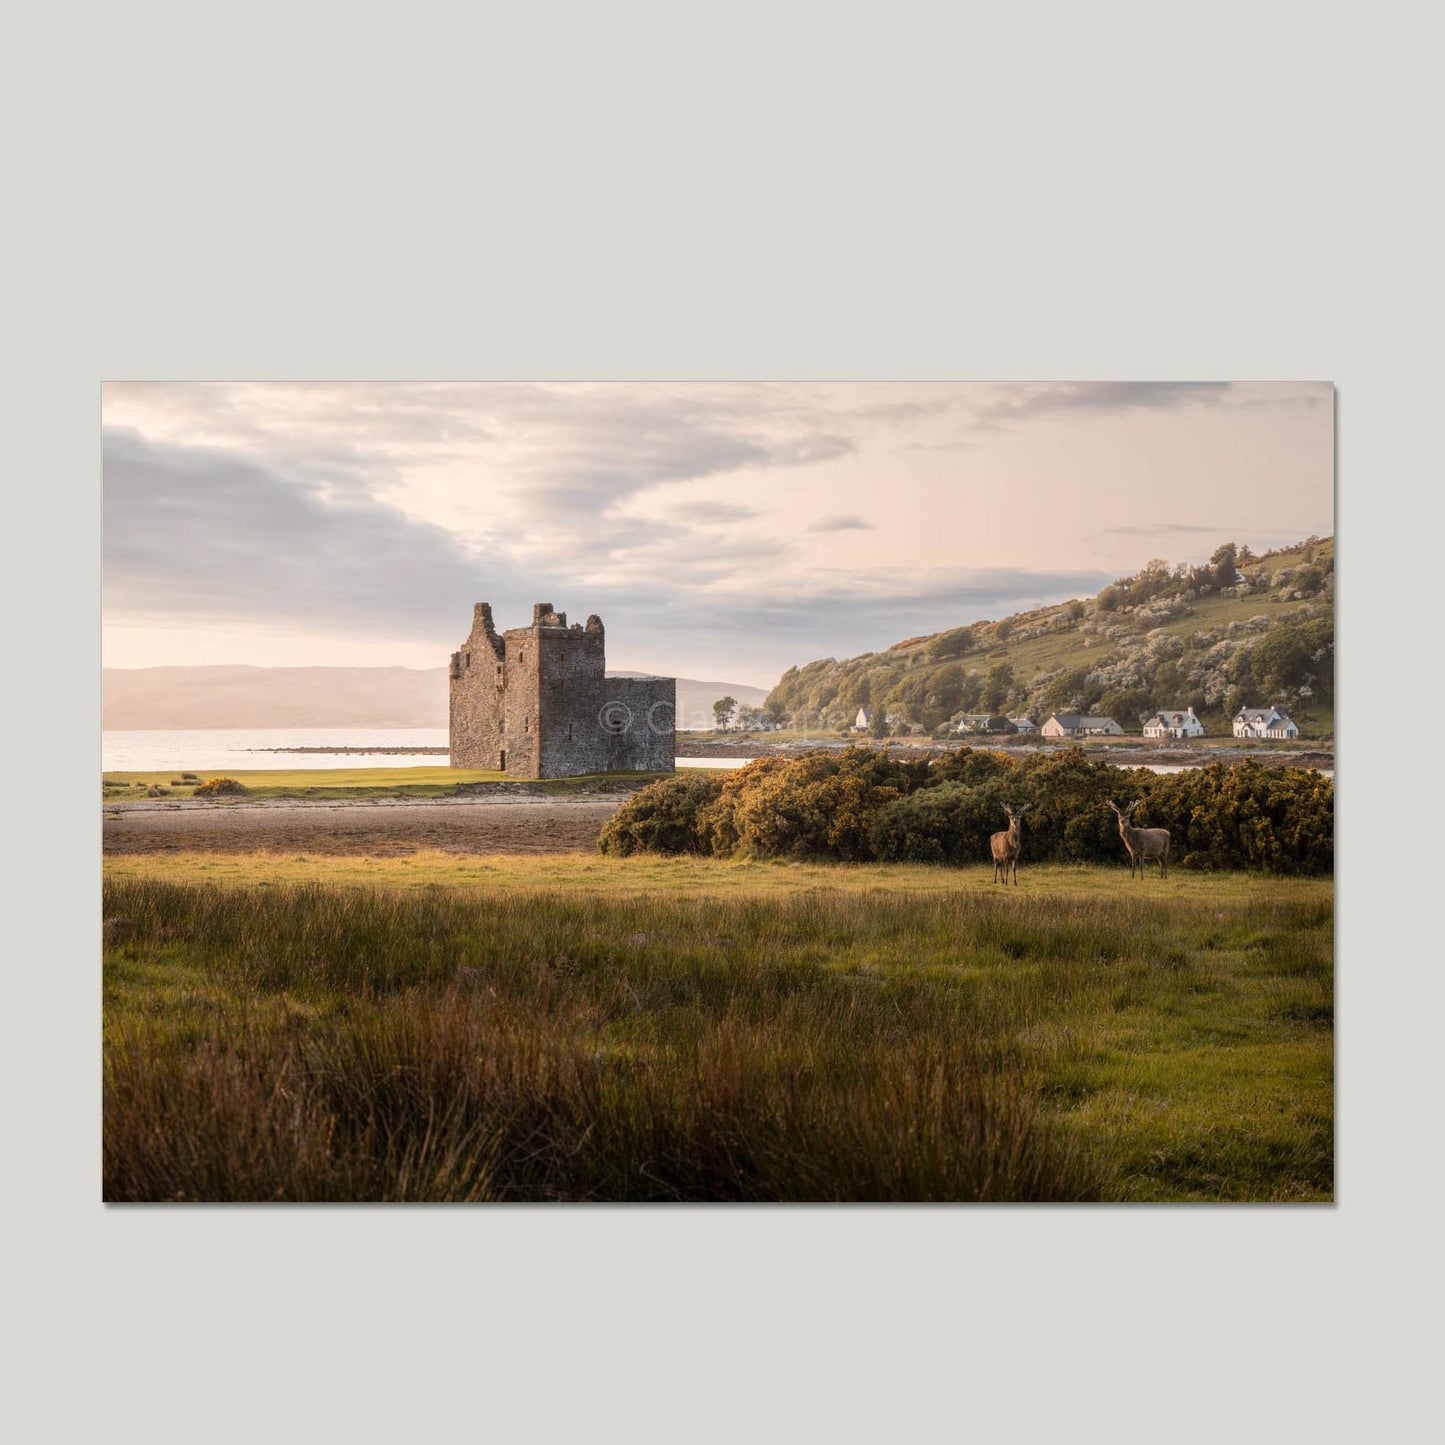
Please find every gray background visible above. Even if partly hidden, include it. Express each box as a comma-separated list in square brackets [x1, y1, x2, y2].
[5, 1, 1433, 1441]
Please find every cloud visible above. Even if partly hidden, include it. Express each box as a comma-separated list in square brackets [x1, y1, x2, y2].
[665, 500, 760, 524]
[102, 380, 1331, 685]
[606, 565, 1118, 678]
[102, 427, 539, 643]
[102, 424, 1112, 682]
[103, 384, 873, 590]
[806, 513, 875, 534]
[1099, 523, 1226, 538]
[978, 381, 1231, 422]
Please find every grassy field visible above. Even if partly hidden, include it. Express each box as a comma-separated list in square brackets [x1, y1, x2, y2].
[102, 766, 671, 801]
[103, 852, 1332, 1203]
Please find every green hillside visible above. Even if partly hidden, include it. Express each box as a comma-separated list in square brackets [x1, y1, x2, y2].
[767, 538, 1334, 738]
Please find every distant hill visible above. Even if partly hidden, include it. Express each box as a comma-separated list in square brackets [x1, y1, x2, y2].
[102, 665, 767, 732]
[766, 537, 1335, 737]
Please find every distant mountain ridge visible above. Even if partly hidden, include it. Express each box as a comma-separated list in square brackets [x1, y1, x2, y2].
[102, 665, 767, 732]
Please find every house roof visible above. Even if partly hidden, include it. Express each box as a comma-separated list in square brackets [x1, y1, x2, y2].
[1237, 706, 1293, 722]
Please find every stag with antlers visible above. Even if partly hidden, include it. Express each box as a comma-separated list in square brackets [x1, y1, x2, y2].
[990, 803, 1030, 885]
[1106, 799, 1171, 880]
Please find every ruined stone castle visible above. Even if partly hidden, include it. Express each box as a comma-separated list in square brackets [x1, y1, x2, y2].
[449, 603, 675, 778]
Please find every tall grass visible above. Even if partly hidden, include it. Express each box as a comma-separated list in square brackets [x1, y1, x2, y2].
[103, 873, 1333, 1202]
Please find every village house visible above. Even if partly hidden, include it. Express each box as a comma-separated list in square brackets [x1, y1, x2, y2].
[1040, 713, 1124, 739]
[948, 714, 1017, 736]
[950, 713, 990, 735]
[1233, 706, 1300, 740]
[1009, 716, 1038, 734]
[853, 706, 887, 732]
[1143, 707, 1205, 739]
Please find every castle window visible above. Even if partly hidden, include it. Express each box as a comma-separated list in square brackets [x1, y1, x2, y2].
[568, 722, 573, 740]
[500, 718, 506, 734]
[496, 665, 503, 686]
[524, 715, 530, 733]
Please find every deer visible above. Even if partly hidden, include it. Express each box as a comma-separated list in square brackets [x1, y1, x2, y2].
[990, 803, 1030, 885]
[1106, 799, 1171, 880]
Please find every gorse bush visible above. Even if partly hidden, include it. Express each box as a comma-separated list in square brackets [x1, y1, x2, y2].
[595, 770, 724, 855]
[194, 777, 248, 797]
[601, 747, 1333, 874]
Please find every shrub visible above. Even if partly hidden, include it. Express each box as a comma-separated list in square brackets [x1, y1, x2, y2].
[597, 772, 725, 856]
[870, 781, 1011, 864]
[1140, 761, 1334, 875]
[699, 751, 907, 861]
[194, 777, 248, 798]
[601, 746, 1332, 875]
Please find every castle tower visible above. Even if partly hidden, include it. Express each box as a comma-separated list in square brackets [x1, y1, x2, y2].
[449, 602, 675, 778]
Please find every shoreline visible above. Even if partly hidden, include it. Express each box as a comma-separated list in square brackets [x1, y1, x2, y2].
[675, 735, 1335, 770]
[244, 745, 450, 755]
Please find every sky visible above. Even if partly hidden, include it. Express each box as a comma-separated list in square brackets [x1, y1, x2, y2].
[102, 382, 1334, 689]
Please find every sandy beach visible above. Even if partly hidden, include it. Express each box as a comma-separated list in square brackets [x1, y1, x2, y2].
[103, 793, 624, 856]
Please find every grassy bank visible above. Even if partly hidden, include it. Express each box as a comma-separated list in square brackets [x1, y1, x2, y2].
[103, 766, 670, 801]
[103, 855, 1332, 1202]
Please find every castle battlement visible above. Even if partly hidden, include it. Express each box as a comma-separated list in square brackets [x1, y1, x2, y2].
[449, 602, 674, 779]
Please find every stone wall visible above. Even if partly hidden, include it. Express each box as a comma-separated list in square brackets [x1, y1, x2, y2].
[449, 603, 505, 769]
[602, 675, 675, 772]
[449, 601, 675, 778]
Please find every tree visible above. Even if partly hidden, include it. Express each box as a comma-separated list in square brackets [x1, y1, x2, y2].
[712, 696, 738, 730]
[927, 628, 975, 662]
[868, 708, 889, 739]
[982, 661, 1015, 713]
[1045, 666, 1093, 714]
[764, 698, 789, 728]
[1211, 542, 1239, 589]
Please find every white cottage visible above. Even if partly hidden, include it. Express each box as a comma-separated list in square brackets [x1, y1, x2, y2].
[1143, 707, 1205, 739]
[1233, 706, 1299, 740]
[1041, 713, 1123, 739]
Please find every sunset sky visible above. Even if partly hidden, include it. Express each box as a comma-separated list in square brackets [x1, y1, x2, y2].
[103, 381, 1334, 688]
